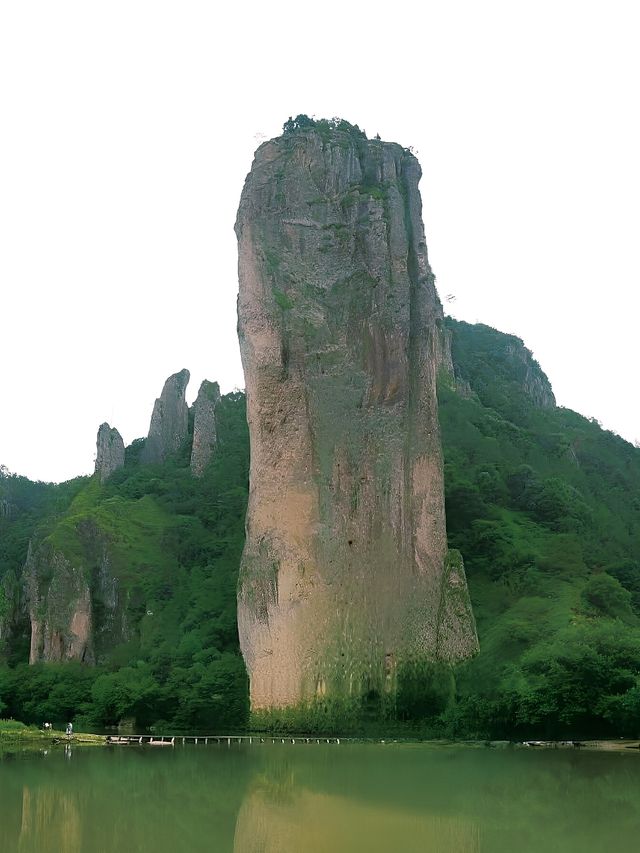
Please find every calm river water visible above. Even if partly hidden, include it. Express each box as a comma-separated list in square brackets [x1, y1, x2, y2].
[0, 741, 638, 852]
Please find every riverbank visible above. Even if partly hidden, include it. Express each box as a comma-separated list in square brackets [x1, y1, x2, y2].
[0, 720, 106, 750]
[2, 720, 639, 754]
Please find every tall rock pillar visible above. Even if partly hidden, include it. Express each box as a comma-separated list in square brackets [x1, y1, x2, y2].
[141, 369, 190, 464]
[236, 120, 477, 712]
[190, 380, 221, 476]
[95, 423, 125, 482]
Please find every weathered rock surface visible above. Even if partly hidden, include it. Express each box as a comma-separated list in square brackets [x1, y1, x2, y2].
[142, 369, 190, 464]
[95, 423, 125, 482]
[23, 521, 131, 664]
[25, 540, 94, 664]
[236, 122, 477, 711]
[504, 340, 556, 408]
[190, 380, 221, 476]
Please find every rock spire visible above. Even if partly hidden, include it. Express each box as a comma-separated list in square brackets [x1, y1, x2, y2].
[142, 369, 190, 464]
[190, 380, 221, 476]
[95, 423, 125, 482]
[236, 119, 477, 712]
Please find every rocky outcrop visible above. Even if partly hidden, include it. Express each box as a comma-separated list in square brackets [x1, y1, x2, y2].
[190, 380, 221, 476]
[504, 341, 556, 409]
[141, 369, 190, 464]
[24, 540, 94, 664]
[23, 520, 131, 665]
[447, 319, 555, 410]
[95, 423, 125, 482]
[236, 120, 477, 712]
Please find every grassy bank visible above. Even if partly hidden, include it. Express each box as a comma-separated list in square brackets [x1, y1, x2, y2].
[0, 719, 106, 749]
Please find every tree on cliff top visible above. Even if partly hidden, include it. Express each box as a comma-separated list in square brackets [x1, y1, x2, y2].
[282, 115, 366, 139]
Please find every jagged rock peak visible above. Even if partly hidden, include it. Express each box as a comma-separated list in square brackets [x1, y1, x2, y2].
[95, 423, 125, 482]
[190, 380, 221, 477]
[142, 369, 190, 464]
[236, 118, 477, 712]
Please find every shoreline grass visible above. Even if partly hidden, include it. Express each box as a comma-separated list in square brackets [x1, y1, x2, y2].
[1, 719, 106, 750]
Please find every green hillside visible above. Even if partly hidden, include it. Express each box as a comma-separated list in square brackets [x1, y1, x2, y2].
[441, 319, 640, 738]
[0, 393, 249, 731]
[1, 321, 639, 738]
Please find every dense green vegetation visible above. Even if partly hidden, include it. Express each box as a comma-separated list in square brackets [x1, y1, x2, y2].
[282, 114, 367, 141]
[0, 393, 249, 731]
[0, 469, 87, 665]
[0, 468, 86, 595]
[440, 319, 640, 739]
[1, 320, 639, 738]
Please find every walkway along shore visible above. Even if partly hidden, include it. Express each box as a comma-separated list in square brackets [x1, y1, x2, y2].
[2, 724, 640, 753]
[104, 735, 640, 752]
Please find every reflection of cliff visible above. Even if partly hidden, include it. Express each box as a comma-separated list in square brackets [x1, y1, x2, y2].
[233, 779, 480, 853]
[19, 785, 81, 853]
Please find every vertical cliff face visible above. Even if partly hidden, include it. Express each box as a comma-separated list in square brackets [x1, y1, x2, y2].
[23, 519, 133, 665]
[142, 369, 190, 464]
[236, 121, 477, 712]
[95, 423, 125, 482]
[190, 380, 221, 476]
[25, 540, 94, 664]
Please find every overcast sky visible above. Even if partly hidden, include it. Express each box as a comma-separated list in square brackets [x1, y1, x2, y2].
[1, 1, 638, 483]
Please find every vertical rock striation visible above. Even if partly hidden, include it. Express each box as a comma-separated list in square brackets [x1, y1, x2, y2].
[24, 541, 94, 664]
[95, 423, 125, 482]
[190, 380, 221, 476]
[141, 369, 190, 464]
[236, 120, 477, 712]
[23, 519, 131, 665]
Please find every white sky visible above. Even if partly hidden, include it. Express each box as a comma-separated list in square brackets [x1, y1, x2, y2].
[1, 0, 638, 483]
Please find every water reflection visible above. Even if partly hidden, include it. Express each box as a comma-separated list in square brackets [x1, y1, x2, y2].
[233, 775, 480, 853]
[19, 785, 81, 853]
[0, 743, 639, 853]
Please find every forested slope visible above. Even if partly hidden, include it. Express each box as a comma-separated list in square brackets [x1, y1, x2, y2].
[1, 320, 638, 737]
[0, 394, 249, 730]
[441, 319, 640, 737]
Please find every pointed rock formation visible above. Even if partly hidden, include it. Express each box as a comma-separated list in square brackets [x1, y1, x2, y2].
[236, 119, 477, 712]
[190, 380, 221, 477]
[142, 369, 190, 464]
[95, 423, 125, 482]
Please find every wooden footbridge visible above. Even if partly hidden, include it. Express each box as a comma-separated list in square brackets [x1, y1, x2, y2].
[106, 734, 342, 747]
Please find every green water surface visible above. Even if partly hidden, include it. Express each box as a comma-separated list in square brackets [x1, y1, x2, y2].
[0, 742, 637, 852]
